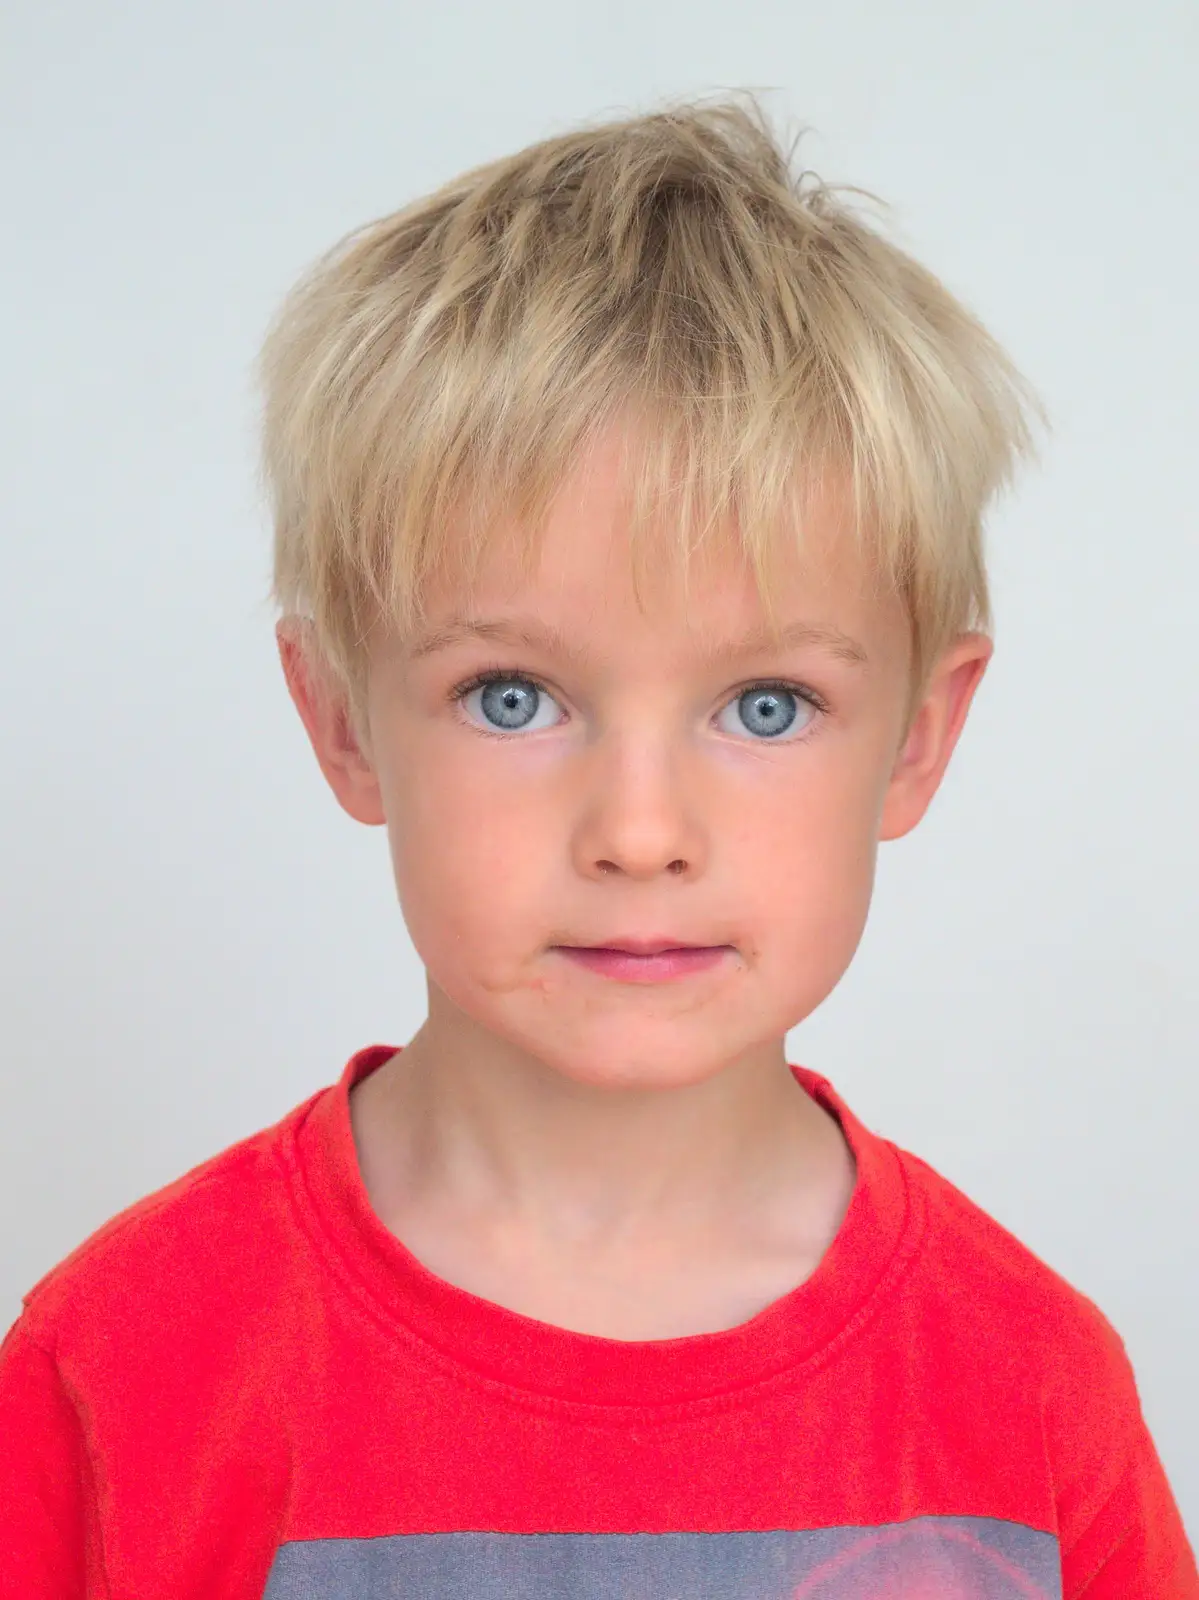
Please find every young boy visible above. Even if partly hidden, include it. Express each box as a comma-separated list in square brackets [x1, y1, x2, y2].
[2, 95, 1194, 1599]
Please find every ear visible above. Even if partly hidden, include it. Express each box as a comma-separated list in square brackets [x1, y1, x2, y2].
[275, 618, 387, 827]
[878, 632, 993, 842]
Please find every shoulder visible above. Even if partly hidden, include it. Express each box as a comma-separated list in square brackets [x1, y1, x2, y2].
[15, 1083, 330, 1363]
[889, 1143, 1191, 1582]
[894, 1139, 1142, 1432]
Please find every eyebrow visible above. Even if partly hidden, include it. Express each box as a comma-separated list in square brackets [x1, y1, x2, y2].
[409, 615, 869, 667]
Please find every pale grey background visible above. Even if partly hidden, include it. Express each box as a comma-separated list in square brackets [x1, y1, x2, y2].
[3, 0, 1196, 1534]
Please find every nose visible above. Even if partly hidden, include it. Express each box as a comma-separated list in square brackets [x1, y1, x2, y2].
[570, 730, 709, 881]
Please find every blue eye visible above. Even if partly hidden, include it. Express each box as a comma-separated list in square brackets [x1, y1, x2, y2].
[453, 671, 823, 741]
[458, 674, 562, 733]
[716, 684, 814, 740]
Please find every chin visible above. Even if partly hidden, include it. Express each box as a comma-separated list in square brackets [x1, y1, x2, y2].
[516, 1015, 761, 1093]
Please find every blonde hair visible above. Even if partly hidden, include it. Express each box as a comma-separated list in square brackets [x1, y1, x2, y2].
[259, 90, 1041, 740]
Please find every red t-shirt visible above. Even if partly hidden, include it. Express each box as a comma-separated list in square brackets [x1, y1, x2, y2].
[1, 1044, 1194, 1598]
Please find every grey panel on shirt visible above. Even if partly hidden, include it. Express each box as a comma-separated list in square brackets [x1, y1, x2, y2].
[263, 1515, 1062, 1598]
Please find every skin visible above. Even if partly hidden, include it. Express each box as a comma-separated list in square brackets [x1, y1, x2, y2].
[277, 420, 991, 1340]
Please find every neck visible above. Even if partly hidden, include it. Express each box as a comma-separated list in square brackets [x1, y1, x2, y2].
[349, 1002, 851, 1254]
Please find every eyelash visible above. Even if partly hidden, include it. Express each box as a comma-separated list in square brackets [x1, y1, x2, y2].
[447, 663, 831, 737]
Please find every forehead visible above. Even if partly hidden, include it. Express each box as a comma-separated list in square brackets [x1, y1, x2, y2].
[412, 428, 907, 666]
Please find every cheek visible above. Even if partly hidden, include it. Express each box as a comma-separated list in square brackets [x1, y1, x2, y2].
[737, 766, 882, 948]
[382, 743, 551, 961]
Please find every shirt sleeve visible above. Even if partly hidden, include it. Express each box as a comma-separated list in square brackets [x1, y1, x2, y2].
[0, 1314, 92, 1597]
[1059, 1416, 1198, 1598]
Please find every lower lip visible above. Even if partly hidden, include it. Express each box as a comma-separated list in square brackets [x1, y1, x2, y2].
[555, 946, 732, 982]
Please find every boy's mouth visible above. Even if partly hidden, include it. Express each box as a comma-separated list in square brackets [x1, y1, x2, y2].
[567, 937, 719, 955]
[552, 942, 734, 983]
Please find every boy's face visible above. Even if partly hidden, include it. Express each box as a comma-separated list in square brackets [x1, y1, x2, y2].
[280, 423, 990, 1092]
